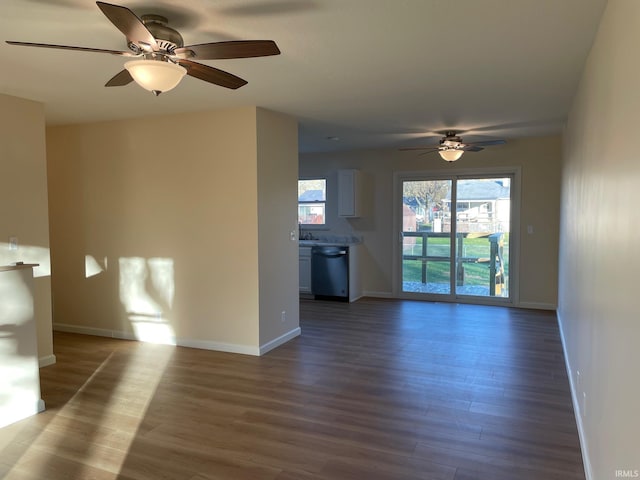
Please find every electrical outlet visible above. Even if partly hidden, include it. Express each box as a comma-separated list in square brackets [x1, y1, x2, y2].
[281, 310, 286, 323]
[9, 236, 18, 251]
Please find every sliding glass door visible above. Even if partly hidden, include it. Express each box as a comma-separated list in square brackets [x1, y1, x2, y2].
[402, 179, 453, 294]
[400, 174, 513, 302]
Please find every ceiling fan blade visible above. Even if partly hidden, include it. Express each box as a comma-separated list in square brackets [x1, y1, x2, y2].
[466, 139, 506, 147]
[96, 1, 158, 52]
[418, 150, 442, 156]
[175, 40, 280, 60]
[6, 40, 134, 56]
[178, 59, 248, 89]
[462, 145, 484, 152]
[105, 69, 133, 87]
[399, 145, 439, 151]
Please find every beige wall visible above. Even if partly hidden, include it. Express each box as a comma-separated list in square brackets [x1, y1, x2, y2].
[559, 0, 640, 477]
[300, 135, 561, 308]
[256, 109, 300, 347]
[47, 106, 299, 354]
[0, 94, 53, 364]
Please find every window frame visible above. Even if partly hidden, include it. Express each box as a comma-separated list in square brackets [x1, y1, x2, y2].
[298, 178, 327, 228]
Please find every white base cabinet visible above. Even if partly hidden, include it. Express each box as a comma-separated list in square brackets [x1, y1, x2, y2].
[299, 246, 312, 294]
[347, 244, 363, 302]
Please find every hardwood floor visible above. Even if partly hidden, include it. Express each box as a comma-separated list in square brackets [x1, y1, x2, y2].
[0, 298, 585, 479]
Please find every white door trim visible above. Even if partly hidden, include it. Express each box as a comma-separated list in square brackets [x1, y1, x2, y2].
[392, 166, 522, 306]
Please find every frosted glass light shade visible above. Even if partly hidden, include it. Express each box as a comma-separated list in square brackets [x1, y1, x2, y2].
[439, 148, 464, 162]
[124, 60, 187, 94]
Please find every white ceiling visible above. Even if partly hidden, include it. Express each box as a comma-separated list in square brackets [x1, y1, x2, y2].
[0, 0, 607, 153]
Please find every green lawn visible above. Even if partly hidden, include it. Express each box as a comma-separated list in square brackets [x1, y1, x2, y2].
[403, 234, 509, 287]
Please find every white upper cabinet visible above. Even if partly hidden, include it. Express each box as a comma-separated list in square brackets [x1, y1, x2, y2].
[337, 169, 363, 217]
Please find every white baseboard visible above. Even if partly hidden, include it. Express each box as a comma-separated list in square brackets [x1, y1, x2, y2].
[556, 311, 593, 480]
[362, 290, 394, 298]
[178, 337, 260, 356]
[39, 354, 56, 368]
[260, 327, 301, 355]
[54, 323, 136, 340]
[53, 323, 301, 357]
[517, 301, 557, 310]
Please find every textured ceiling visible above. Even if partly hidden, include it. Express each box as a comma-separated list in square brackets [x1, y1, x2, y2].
[0, 0, 607, 153]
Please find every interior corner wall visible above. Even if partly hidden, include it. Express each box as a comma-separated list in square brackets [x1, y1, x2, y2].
[559, 0, 640, 477]
[255, 108, 300, 348]
[299, 135, 561, 308]
[0, 94, 53, 363]
[46, 107, 264, 353]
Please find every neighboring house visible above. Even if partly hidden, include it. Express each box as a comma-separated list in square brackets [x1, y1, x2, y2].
[298, 189, 325, 224]
[402, 204, 417, 232]
[442, 179, 511, 233]
[402, 204, 418, 246]
[402, 197, 427, 224]
[298, 189, 324, 202]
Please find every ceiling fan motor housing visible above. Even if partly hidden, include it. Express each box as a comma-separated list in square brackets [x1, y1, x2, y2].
[127, 14, 184, 54]
[441, 131, 463, 146]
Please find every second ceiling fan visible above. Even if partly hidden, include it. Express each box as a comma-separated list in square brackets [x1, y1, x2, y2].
[400, 131, 506, 162]
[6, 1, 281, 95]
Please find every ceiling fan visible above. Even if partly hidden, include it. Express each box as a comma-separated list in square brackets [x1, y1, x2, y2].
[6, 1, 281, 96]
[400, 131, 506, 162]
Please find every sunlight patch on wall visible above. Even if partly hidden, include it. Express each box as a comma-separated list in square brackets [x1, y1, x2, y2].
[84, 255, 105, 278]
[147, 257, 174, 308]
[119, 257, 176, 345]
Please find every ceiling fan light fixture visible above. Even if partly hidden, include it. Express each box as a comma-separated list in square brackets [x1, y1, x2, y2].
[124, 59, 186, 95]
[439, 148, 464, 162]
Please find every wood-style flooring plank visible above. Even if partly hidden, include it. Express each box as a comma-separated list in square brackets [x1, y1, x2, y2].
[0, 298, 585, 479]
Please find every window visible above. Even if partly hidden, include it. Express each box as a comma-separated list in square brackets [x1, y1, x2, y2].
[298, 179, 326, 225]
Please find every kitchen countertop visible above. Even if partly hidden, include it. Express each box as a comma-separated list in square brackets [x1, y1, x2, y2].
[0, 263, 39, 272]
[299, 240, 361, 247]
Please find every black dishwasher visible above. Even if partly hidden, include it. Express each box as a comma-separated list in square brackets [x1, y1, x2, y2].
[311, 246, 349, 300]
